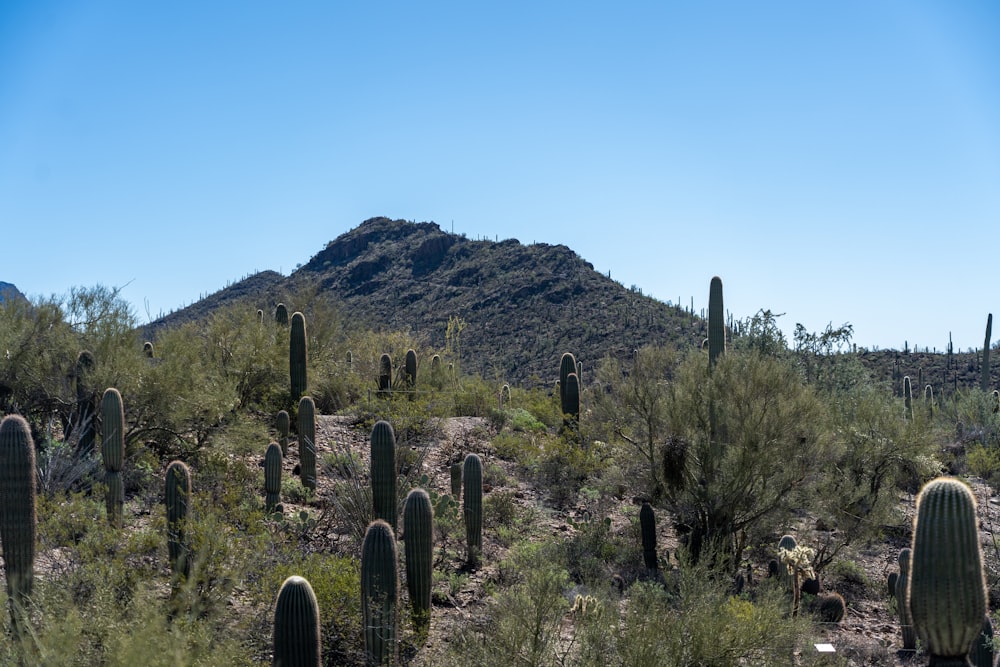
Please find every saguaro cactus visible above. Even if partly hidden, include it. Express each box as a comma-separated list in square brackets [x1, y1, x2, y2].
[265, 442, 283, 513]
[895, 548, 916, 651]
[909, 477, 987, 663]
[450, 462, 462, 499]
[165, 460, 192, 581]
[708, 276, 725, 367]
[982, 314, 993, 393]
[101, 387, 125, 526]
[403, 488, 434, 631]
[970, 616, 995, 667]
[273, 575, 322, 667]
[378, 353, 392, 393]
[371, 421, 397, 532]
[361, 519, 398, 667]
[561, 373, 581, 433]
[463, 453, 483, 565]
[0, 415, 37, 628]
[640, 501, 658, 571]
[275, 303, 289, 326]
[276, 410, 291, 457]
[558, 353, 577, 401]
[903, 376, 913, 421]
[404, 349, 418, 388]
[290, 311, 308, 402]
[298, 396, 316, 491]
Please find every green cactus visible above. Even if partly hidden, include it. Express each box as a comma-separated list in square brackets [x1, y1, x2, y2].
[371, 421, 397, 532]
[74, 350, 97, 455]
[982, 313, 992, 393]
[639, 501, 657, 571]
[265, 442, 283, 513]
[378, 353, 392, 393]
[777, 534, 798, 592]
[298, 396, 316, 491]
[273, 575, 322, 667]
[561, 373, 580, 433]
[816, 592, 846, 623]
[903, 375, 913, 421]
[165, 460, 192, 581]
[275, 303, 289, 326]
[969, 615, 994, 667]
[0, 415, 37, 630]
[361, 519, 398, 667]
[257, 308, 264, 325]
[404, 349, 418, 388]
[887, 571, 898, 598]
[909, 477, 986, 662]
[463, 453, 483, 565]
[558, 352, 576, 402]
[101, 387, 125, 526]
[143, 341, 154, 358]
[276, 410, 291, 457]
[708, 276, 725, 367]
[925, 384, 934, 418]
[450, 462, 462, 499]
[403, 488, 433, 631]
[895, 547, 916, 651]
[346, 350, 353, 368]
[290, 311, 308, 402]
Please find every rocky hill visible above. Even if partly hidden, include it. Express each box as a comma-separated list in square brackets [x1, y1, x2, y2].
[0, 281, 26, 304]
[150, 217, 706, 384]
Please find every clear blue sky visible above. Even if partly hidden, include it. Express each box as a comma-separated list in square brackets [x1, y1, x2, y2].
[3, 1, 999, 353]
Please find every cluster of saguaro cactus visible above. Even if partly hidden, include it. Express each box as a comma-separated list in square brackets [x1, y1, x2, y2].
[640, 501, 658, 571]
[74, 350, 97, 455]
[273, 575, 321, 666]
[101, 387, 125, 526]
[371, 421, 397, 531]
[277, 410, 291, 457]
[265, 442, 283, 513]
[403, 488, 433, 632]
[378, 353, 392, 393]
[290, 311, 308, 402]
[708, 276, 725, 367]
[165, 460, 192, 581]
[0, 415, 37, 633]
[463, 453, 483, 565]
[909, 476, 986, 664]
[361, 519, 398, 666]
[298, 396, 316, 491]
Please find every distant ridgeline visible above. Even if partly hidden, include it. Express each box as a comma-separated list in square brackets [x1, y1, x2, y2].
[0, 282, 26, 305]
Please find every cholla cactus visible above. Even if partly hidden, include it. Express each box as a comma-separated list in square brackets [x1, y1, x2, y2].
[778, 543, 815, 617]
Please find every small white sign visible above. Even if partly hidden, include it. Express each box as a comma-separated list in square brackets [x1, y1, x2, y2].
[814, 643, 836, 653]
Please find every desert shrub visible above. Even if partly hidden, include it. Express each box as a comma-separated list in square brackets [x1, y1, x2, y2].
[508, 407, 546, 433]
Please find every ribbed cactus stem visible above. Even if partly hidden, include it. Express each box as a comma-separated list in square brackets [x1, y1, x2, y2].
[909, 477, 987, 661]
[273, 575, 322, 667]
[982, 314, 992, 393]
[276, 410, 290, 457]
[101, 387, 125, 525]
[903, 376, 913, 421]
[361, 519, 398, 667]
[970, 615, 994, 667]
[290, 311, 308, 402]
[895, 548, 916, 651]
[378, 353, 392, 393]
[404, 349, 418, 387]
[449, 462, 462, 499]
[0, 415, 37, 624]
[561, 373, 581, 433]
[275, 303, 289, 326]
[265, 442, 283, 513]
[371, 421, 397, 532]
[708, 276, 725, 367]
[298, 396, 316, 491]
[403, 488, 434, 631]
[558, 353, 576, 403]
[639, 501, 657, 571]
[777, 534, 797, 592]
[463, 453, 483, 565]
[165, 460, 192, 581]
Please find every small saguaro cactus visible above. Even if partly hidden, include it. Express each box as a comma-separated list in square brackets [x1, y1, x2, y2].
[895, 548, 918, 651]
[165, 460, 193, 581]
[74, 350, 97, 455]
[403, 488, 434, 631]
[371, 421, 397, 532]
[276, 410, 291, 457]
[925, 384, 934, 418]
[404, 349, 418, 388]
[290, 311, 308, 402]
[982, 313, 993, 393]
[909, 477, 987, 665]
[264, 442, 283, 513]
[273, 575, 322, 667]
[0, 415, 37, 629]
[903, 376, 913, 421]
[378, 353, 392, 393]
[463, 453, 483, 565]
[639, 501, 658, 571]
[143, 341, 154, 358]
[257, 308, 264, 325]
[449, 462, 462, 499]
[298, 396, 316, 491]
[708, 276, 725, 367]
[275, 303, 289, 326]
[101, 387, 125, 526]
[361, 519, 398, 667]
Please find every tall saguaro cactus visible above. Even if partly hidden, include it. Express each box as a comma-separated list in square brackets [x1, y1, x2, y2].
[909, 477, 987, 664]
[361, 519, 398, 667]
[982, 314, 993, 393]
[298, 396, 317, 491]
[265, 442, 283, 513]
[101, 387, 125, 526]
[273, 575, 322, 667]
[0, 415, 37, 631]
[371, 421, 397, 532]
[708, 276, 725, 367]
[275, 303, 289, 326]
[290, 311, 308, 402]
[463, 453, 483, 565]
[165, 460, 193, 581]
[403, 488, 433, 632]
